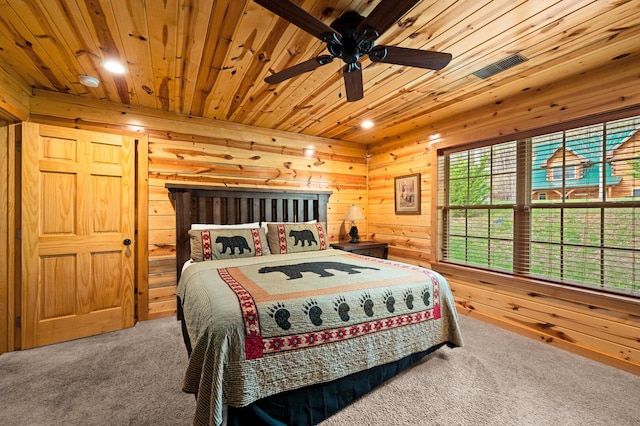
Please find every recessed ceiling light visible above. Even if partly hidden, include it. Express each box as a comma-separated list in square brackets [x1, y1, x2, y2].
[361, 120, 374, 129]
[303, 147, 315, 157]
[101, 59, 127, 74]
[78, 75, 100, 87]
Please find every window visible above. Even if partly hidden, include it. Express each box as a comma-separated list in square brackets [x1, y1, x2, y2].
[551, 165, 577, 181]
[437, 115, 640, 297]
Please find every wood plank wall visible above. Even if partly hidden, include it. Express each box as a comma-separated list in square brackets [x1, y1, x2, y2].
[366, 56, 640, 375]
[8, 57, 640, 374]
[145, 131, 367, 318]
[367, 139, 433, 266]
[27, 91, 368, 320]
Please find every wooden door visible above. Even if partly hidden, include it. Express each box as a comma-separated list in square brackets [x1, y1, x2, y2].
[21, 123, 135, 348]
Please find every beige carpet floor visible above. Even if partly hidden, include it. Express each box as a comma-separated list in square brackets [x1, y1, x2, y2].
[0, 314, 638, 425]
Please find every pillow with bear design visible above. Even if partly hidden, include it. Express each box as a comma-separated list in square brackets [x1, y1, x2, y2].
[266, 222, 328, 254]
[261, 220, 317, 235]
[188, 227, 270, 261]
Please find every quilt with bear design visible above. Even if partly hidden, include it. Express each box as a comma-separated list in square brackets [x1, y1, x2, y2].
[177, 249, 463, 426]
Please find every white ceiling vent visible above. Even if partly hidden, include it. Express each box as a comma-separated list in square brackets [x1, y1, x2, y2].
[472, 53, 528, 79]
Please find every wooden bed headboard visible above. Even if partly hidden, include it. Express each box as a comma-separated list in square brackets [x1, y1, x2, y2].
[165, 183, 333, 280]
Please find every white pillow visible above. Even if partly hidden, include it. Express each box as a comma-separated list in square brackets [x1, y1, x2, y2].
[182, 258, 195, 274]
[191, 222, 260, 230]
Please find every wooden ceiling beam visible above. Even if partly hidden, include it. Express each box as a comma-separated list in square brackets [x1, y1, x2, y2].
[0, 59, 30, 121]
[28, 89, 363, 152]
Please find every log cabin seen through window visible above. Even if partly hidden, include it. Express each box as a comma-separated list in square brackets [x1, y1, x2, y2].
[437, 115, 640, 297]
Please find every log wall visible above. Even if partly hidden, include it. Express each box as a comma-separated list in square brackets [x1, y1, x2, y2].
[367, 139, 433, 266]
[145, 131, 367, 318]
[610, 131, 640, 199]
[28, 91, 368, 320]
[2, 57, 638, 374]
[366, 56, 640, 375]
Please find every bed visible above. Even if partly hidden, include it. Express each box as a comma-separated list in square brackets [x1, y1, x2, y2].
[167, 184, 463, 426]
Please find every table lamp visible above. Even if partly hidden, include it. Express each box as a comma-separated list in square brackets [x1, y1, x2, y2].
[343, 204, 365, 243]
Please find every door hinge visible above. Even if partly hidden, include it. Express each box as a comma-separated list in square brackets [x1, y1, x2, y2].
[16, 228, 21, 240]
[15, 317, 21, 327]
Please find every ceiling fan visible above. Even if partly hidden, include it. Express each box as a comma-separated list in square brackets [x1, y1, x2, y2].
[254, 0, 452, 102]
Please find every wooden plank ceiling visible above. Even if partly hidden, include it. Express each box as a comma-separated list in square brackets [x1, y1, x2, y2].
[0, 0, 638, 144]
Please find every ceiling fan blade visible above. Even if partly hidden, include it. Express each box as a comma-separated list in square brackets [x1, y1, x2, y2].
[357, 0, 420, 38]
[265, 55, 333, 84]
[254, 0, 340, 42]
[369, 46, 452, 70]
[343, 63, 363, 102]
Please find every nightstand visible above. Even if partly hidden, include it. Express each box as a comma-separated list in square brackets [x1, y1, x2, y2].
[330, 241, 388, 259]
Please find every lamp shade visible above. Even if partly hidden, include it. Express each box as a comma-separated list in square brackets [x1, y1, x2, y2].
[343, 205, 364, 222]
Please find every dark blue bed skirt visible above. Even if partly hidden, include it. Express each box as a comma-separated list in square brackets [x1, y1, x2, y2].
[226, 342, 448, 426]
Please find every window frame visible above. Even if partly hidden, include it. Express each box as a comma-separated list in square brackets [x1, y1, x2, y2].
[551, 165, 577, 181]
[433, 108, 640, 299]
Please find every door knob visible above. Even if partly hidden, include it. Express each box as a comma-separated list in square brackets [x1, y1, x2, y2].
[123, 238, 132, 258]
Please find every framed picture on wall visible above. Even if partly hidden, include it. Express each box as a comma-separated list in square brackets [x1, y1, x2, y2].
[394, 173, 421, 214]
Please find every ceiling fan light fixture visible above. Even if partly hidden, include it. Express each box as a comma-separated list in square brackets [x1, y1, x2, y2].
[78, 75, 100, 87]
